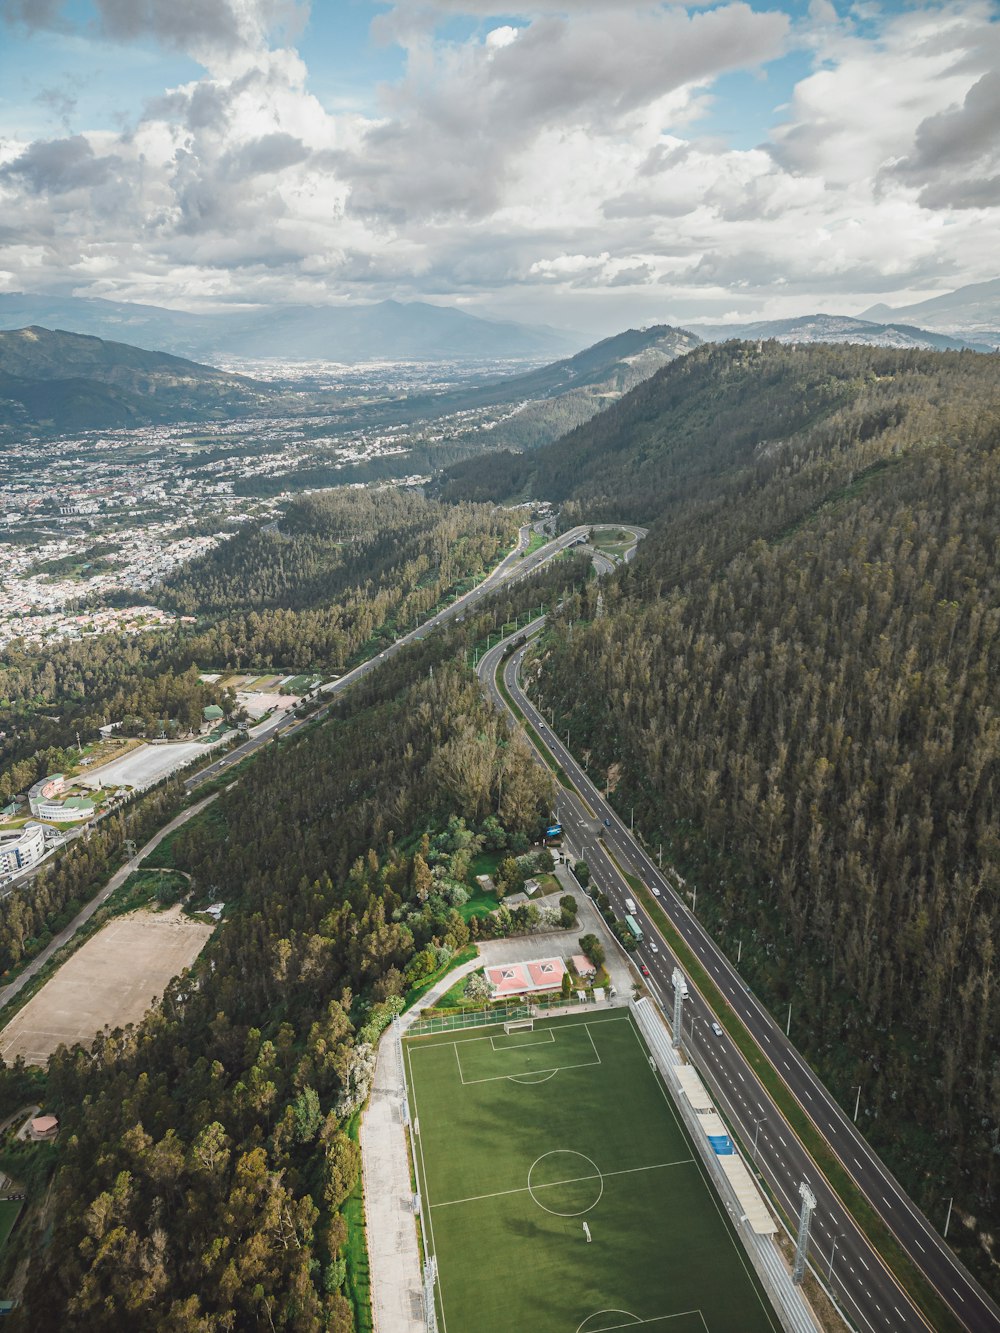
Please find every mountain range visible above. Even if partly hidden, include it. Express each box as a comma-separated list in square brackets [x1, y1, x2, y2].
[688, 312, 994, 352]
[863, 276, 1000, 340]
[0, 294, 578, 365]
[0, 326, 275, 432]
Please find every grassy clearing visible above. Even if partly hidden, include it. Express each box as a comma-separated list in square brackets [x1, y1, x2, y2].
[405, 1011, 779, 1333]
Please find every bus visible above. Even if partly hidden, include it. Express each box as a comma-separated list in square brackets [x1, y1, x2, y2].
[624, 914, 644, 943]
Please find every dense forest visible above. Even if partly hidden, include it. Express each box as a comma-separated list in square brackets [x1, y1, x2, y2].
[0, 490, 516, 795]
[4, 652, 551, 1328]
[512, 341, 1000, 1287]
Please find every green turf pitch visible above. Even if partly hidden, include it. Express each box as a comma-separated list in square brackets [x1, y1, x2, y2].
[405, 1012, 780, 1333]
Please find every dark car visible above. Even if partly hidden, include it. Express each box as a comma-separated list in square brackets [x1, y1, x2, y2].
[603, 818, 611, 827]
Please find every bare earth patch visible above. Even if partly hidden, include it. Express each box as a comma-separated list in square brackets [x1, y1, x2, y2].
[0, 906, 213, 1066]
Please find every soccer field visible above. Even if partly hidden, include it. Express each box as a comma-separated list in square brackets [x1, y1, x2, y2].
[405, 1011, 781, 1333]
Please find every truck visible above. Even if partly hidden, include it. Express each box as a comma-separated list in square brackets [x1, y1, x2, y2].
[624, 914, 644, 943]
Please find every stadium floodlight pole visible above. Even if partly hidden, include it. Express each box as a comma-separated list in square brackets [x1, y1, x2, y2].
[671, 967, 688, 1049]
[851, 1084, 861, 1122]
[792, 1183, 816, 1284]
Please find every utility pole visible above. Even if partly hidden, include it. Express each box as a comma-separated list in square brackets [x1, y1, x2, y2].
[943, 1196, 954, 1239]
[786, 1002, 792, 1036]
[851, 1084, 861, 1123]
[737, 939, 743, 964]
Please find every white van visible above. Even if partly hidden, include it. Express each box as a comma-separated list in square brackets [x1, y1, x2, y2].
[624, 897, 637, 915]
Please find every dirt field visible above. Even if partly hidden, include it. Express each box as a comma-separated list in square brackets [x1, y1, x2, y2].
[0, 907, 213, 1066]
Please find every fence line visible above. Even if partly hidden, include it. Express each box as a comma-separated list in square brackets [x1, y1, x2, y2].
[407, 992, 623, 1037]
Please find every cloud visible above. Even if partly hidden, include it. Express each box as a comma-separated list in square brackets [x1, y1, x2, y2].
[890, 70, 1000, 209]
[0, 135, 121, 194]
[2, 0, 310, 60]
[0, 0, 997, 334]
[341, 4, 788, 224]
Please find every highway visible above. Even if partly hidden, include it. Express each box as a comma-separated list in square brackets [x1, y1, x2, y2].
[11, 512, 993, 1333]
[478, 616, 1000, 1333]
[183, 520, 637, 792]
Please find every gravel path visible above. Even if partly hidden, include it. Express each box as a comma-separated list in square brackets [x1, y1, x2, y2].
[361, 955, 481, 1333]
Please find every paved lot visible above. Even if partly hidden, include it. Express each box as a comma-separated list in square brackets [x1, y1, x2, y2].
[478, 876, 634, 997]
[0, 906, 212, 1066]
[78, 741, 211, 791]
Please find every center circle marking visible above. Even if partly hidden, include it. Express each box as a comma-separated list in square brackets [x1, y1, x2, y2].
[527, 1150, 604, 1217]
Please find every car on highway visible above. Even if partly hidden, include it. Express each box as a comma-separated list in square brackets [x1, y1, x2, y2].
[649, 941, 659, 954]
[651, 886, 661, 896]
[603, 817, 611, 827]
[711, 1021, 724, 1037]
[640, 964, 650, 977]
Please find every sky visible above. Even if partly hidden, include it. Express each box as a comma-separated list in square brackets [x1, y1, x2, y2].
[0, 0, 997, 338]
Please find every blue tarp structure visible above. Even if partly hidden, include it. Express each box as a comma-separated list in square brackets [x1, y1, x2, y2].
[708, 1134, 735, 1155]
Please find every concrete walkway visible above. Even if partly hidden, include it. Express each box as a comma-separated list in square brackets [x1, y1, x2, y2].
[361, 954, 482, 1333]
[0, 792, 218, 1015]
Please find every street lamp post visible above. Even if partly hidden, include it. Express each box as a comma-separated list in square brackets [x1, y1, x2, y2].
[851, 1084, 861, 1123]
[943, 1196, 954, 1239]
[752, 1117, 764, 1163]
[827, 1234, 840, 1283]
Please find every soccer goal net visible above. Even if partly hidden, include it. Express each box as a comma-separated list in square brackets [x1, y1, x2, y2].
[504, 1018, 534, 1034]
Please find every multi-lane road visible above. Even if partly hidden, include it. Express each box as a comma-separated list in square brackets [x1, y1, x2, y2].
[477, 613, 1000, 1333]
[183, 521, 624, 792]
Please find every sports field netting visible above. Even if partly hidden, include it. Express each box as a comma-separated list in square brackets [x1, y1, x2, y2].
[405, 1011, 780, 1333]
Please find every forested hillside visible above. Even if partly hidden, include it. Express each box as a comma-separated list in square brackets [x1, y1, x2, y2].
[0, 491, 516, 797]
[8, 662, 552, 1329]
[516, 342, 1000, 1286]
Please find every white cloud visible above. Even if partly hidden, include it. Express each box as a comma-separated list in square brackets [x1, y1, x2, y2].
[0, 0, 997, 333]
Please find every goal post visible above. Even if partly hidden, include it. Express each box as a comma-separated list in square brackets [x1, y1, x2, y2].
[504, 1018, 534, 1034]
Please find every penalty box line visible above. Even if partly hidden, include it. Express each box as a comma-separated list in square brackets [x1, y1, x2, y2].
[455, 1020, 604, 1084]
[490, 1029, 556, 1050]
[580, 1311, 709, 1333]
[431, 1155, 695, 1210]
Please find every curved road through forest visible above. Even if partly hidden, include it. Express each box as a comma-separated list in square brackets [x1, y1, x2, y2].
[477, 585, 1000, 1333]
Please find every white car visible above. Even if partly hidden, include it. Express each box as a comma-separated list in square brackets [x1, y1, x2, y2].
[652, 886, 661, 897]
[711, 1022, 724, 1037]
[649, 941, 659, 954]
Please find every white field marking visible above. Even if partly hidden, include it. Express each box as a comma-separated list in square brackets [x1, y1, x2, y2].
[406, 1014, 628, 1060]
[508, 1068, 558, 1085]
[576, 1311, 709, 1333]
[431, 1156, 694, 1210]
[490, 1029, 555, 1051]
[405, 1044, 449, 1333]
[623, 1019, 782, 1333]
[457, 1052, 601, 1085]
